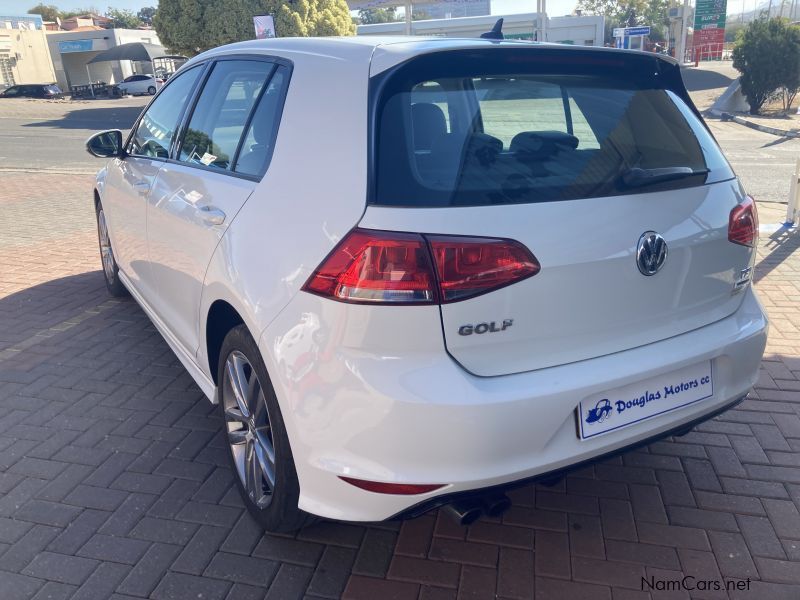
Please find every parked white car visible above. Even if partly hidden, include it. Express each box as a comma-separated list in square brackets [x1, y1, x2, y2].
[115, 73, 163, 96]
[86, 37, 768, 532]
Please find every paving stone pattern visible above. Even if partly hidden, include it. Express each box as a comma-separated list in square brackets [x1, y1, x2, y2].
[1, 173, 799, 599]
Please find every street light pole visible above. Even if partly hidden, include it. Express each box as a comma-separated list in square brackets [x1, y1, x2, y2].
[678, 0, 691, 64]
[542, 0, 547, 42]
[536, 0, 541, 40]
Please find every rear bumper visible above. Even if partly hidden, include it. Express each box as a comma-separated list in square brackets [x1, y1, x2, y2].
[392, 392, 746, 520]
[259, 287, 768, 522]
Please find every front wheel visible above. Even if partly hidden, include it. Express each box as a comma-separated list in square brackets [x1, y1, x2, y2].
[218, 325, 313, 532]
[95, 202, 127, 297]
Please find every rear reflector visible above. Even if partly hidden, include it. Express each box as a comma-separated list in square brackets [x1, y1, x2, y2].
[339, 476, 445, 495]
[728, 196, 758, 247]
[303, 228, 540, 304]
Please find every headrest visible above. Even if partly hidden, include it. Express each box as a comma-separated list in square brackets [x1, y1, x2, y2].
[411, 103, 447, 151]
[510, 130, 579, 160]
[431, 132, 502, 163]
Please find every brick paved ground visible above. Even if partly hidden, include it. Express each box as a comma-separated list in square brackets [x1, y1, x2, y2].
[1, 172, 800, 600]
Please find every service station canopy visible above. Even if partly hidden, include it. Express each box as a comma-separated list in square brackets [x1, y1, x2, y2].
[347, 0, 488, 9]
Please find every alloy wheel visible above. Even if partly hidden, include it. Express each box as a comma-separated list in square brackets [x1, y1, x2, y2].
[222, 350, 276, 509]
[97, 209, 116, 282]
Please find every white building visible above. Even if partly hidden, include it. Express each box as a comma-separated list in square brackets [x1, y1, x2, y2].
[46, 28, 162, 92]
[357, 12, 605, 46]
[0, 15, 57, 87]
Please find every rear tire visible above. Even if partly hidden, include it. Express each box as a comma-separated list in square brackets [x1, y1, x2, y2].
[147, 86, 156, 95]
[217, 325, 314, 532]
[95, 201, 128, 297]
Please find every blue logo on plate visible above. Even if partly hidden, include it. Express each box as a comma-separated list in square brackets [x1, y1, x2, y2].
[585, 399, 613, 424]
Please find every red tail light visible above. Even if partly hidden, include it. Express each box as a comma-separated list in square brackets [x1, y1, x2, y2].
[728, 196, 758, 247]
[303, 229, 436, 304]
[428, 235, 540, 302]
[303, 228, 540, 304]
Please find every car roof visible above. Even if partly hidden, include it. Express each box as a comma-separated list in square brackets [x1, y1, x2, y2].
[187, 36, 678, 76]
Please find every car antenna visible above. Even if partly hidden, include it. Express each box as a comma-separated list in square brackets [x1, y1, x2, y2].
[480, 18, 504, 40]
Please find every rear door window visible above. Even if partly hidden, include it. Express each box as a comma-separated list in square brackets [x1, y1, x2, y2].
[177, 60, 274, 171]
[233, 65, 289, 177]
[373, 50, 733, 207]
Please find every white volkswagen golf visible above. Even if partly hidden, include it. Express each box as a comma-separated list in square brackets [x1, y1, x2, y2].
[86, 36, 768, 532]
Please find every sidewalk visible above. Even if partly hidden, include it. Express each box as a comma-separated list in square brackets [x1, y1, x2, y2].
[717, 112, 800, 139]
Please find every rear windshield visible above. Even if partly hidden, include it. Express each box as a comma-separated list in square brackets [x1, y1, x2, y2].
[372, 49, 733, 207]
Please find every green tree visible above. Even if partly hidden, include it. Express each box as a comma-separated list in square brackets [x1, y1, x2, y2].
[60, 7, 101, 19]
[27, 3, 60, 21]
[106, 7, 142, 28]
[777, 21, 800, 110]
[725, 21, 745, 42]
[733, 18, 800, 113]
[138, 6, 157, 25]
[154, 0, 355, 56]
[358, 7, 397, 24]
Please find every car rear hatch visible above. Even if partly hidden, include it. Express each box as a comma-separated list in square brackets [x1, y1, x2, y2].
[359, 46, 756, 377]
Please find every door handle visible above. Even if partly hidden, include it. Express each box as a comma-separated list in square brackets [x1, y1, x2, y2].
[198, 205, 226, 226]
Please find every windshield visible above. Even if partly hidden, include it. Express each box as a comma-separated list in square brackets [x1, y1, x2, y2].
[372, 49, 733, 207]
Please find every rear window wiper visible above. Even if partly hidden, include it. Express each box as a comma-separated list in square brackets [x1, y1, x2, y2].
[622, 167, 709, 188]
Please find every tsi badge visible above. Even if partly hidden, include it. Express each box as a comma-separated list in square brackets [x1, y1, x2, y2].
[458, 319, 513, 336]
[636, 231, 668, 276]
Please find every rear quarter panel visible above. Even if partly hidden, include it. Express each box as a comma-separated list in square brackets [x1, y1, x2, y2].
[197, 45, 372, 381]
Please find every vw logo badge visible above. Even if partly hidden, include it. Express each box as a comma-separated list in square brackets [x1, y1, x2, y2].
[636, 231, 668, 276]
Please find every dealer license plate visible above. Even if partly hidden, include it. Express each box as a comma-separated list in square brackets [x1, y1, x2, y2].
[577, 361, 713, 440]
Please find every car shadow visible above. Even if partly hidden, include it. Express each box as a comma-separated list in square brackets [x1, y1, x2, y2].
[0, 270, 393, 540]
[22, 106, 144, 130]
[754, 223, 800, 284]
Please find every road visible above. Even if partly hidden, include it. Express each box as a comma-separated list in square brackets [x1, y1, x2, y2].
[1, 95, 797, 211]
[0, 97, 148, 174]
[709, 120, 800, 208]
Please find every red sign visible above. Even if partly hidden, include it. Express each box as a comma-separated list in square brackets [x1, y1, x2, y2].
[693, 27, 725, 59]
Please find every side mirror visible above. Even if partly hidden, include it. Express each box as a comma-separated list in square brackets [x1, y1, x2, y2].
[86, 129, 124, 158]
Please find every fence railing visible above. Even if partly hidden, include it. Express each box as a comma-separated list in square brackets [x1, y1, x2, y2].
[686, 42, 735, 63]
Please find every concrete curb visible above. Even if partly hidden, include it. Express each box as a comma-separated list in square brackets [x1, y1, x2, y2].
[709, 109, 800, 138]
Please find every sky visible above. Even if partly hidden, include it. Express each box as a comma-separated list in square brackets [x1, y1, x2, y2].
[0, 0, 149, 12]
[0, 0, 758, 24]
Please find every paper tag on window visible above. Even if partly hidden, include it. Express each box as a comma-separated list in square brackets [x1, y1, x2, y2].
[200, 152, 217, 166]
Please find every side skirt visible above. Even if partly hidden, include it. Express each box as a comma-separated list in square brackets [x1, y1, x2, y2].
[118, 271, 217, 402]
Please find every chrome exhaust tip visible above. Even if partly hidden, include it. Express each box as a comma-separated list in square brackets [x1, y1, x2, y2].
[482, 493, 511, 518]
[443, 499, 484, 525]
